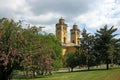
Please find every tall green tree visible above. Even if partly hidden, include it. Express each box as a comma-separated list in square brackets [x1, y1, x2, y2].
[65, 52, 79, 72]
[80, 28, 95, 70]
[112, 38, 120, 65]
[0, 18, 26, 80]
[95, 25, 118, 70]
[36, 34, 62, 75]
[20, 26, 41, 77]
[21, 30, 62, 76]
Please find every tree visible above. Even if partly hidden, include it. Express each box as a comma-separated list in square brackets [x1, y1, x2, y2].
[112, 39, 120, 65]
[37, 34, 62, 74]
[0, 18, 26, 80]
[65, 52, 79, 72]
[93, 39, 103, 67]
[21, 26, 42, 77]
[95, 25, 118, 70]
[21, 31, 62, 76]
[80, 28, 95, 70]
[22, 26, 62, 77]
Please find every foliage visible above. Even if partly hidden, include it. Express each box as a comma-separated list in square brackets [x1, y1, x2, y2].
[80, 28, 96, 70]
[95, 25, 119, 70]
[0, 18, 26, 80]
[21, 30, 62, 76]
[112, 39, 120, 65]
[65, 52, 79, 72]
[0, 18, 62, 79]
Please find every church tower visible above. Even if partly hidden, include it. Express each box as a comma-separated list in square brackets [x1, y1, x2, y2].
[70, 24, 80, 45]
[56, 18, 68, 44]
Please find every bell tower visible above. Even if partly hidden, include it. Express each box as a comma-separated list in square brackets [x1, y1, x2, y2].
[56, 18, 68, 44]
[70, 24, 80, 45]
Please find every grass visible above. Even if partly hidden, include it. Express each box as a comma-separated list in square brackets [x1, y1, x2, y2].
[12, 67, 120, 80]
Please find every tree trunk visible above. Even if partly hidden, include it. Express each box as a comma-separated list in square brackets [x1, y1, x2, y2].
[32, 70, 35, 77]
[87, 59, 90, 71]
[68, 68, 70, 72]
[71, 68, 73, 72]
[41, 70, 44, 75]
[49, 70, 52, 75]
[106, 63, 109, 70]
[1, 72, 10, 80]
[88, 66, 90, 71]
[106, 59, 109, 70]
[87, 50, 90, 71]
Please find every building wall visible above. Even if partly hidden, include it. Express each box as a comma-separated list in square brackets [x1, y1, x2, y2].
[62, 46, 77, 55]
[62, 47, 67, 55]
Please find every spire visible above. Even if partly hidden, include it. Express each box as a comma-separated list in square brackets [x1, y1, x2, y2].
[73, 24, 78, 29]
[61, 16, 63, 19]
[74, 23, 76, 25]
[59, 17, 64, 24]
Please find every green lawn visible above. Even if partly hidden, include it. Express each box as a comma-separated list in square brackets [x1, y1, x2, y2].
[13, 68, 120, 80]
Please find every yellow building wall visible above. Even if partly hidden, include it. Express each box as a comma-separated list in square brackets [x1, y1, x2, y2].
[62, 46, 77, 55]
[62, 47, 67, 55]
[67, 47, 77, 53]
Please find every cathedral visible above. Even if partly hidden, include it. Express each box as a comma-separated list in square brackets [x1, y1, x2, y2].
[55, 18, 80, 55]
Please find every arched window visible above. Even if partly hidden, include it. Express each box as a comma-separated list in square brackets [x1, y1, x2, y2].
[72, 40, 75, 43]
[63, 37, 66, 44]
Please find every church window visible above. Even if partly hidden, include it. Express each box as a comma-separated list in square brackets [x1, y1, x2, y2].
[63, 27, 66, 31]
[57, 32, 60, 35]
[64, 37, 66, 44]
[72, 40, 75, 43]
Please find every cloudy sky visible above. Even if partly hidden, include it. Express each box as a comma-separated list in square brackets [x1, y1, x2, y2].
[0, 0, 120, 38]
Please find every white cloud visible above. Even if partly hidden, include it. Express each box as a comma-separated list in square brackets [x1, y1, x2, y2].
[26, 12, 61, 24]
[0, 0, 23, 10]
[74, 0, 120, 30]
[0, 0, 120, 38]
[43, 24, 55, 34]
[0, 0, 30, 21]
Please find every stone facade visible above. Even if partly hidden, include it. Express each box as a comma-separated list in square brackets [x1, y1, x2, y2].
[55, 18, 80, 55]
